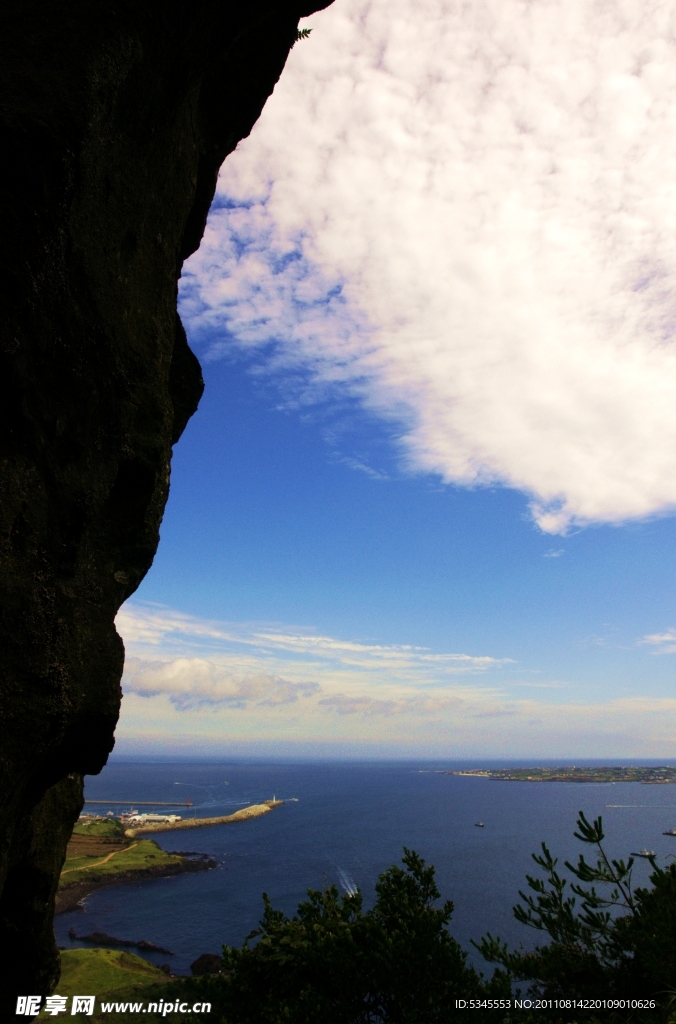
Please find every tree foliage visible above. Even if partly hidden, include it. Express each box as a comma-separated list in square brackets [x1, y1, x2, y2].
[476, 812, 676, 1017]
[292, 28, 312, 46]
[182, 818, 676, 1023]
[185, 849, 507, 1023]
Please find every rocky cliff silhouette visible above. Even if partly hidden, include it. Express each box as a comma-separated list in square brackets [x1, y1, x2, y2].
[0, 0, 330, 1008]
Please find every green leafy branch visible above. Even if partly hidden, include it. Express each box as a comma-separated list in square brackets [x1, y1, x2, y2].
[292, 28, 312, 48]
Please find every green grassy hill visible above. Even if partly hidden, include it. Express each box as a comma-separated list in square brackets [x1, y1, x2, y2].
[60, 817, 184, 886]
[38, 950, 176, 1022]
[57, 948, 169, 995]
[61, 837, 183, 883]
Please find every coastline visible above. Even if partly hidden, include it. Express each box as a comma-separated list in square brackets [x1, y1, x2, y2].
[55, 854, 215, 915]
[450, 767, 676, 784]
[55, 800, 283, 914]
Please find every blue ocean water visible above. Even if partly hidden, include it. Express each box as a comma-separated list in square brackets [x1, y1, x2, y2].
[55, 760, 676, 976]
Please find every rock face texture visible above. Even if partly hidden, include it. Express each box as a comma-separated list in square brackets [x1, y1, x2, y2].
[0, 0, 329, 1007]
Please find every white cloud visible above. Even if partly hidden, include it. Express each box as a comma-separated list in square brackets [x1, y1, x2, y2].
[116, 602, 509, 677]
[180, 0, 676, 534]
[116, 603, 235, 648]
[124, 657, 319, 709]
[638, 628, 676, 654]
[116, 602, 514, 723]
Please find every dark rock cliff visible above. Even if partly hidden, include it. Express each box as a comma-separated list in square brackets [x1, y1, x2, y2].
[0, 0, 330, 1008]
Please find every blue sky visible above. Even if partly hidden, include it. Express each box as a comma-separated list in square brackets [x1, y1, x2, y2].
[116, 0, 676, 759]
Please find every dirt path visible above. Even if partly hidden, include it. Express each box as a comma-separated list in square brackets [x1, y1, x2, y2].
[61, 842, 138, 875]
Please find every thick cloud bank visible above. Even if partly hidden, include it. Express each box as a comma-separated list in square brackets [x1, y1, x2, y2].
[180, 0, 676, 534]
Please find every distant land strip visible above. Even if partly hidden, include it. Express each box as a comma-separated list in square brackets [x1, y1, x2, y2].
[124, 800, 283, 837]
[448, 767, 676, 783]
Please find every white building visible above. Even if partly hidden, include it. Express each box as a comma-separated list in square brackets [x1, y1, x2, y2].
[126, 813, 182, 824]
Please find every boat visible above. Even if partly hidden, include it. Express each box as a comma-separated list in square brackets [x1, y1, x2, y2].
[631, 849, 656, 858]
[474, 821, 485, 828]
[663, 829, 676, 836]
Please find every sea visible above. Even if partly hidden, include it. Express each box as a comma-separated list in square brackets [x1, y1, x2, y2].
[54, 760, 676, 977]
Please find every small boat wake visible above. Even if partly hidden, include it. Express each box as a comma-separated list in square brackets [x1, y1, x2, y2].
[337, 868, 359, 897]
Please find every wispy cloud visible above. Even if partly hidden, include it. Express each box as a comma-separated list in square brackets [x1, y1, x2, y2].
[513, 681, 569, 690]
[116, 602, 509, 677]
[317, 692, 464, 717]
[638, 628, 676, 654]
[335, 456, 389, 480]
[180, 0, 676, 535]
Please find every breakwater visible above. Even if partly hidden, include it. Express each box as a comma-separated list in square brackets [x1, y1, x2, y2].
[124, 801, 283, 837]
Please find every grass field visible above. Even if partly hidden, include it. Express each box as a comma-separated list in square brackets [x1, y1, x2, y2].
[56, 948, 169, 996]
[36, 950, 175, 1021]
[50, 822, 213, 1021]
[61, 838, 183, 882]
[60, 818, 184, 885]
[39, 950, 214, 1023]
